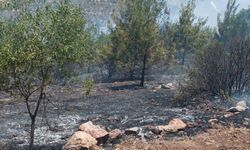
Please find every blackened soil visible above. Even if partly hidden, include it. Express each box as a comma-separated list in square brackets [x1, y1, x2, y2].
[0, 80, 249, 150]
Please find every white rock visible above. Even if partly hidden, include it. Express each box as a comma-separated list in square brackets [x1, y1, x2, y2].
[228, 101, 248, 112]
[79, 121, 109, 145]
[63, 131, 97, 150]
[153, 118, 187, 134]
[162, 83, 175, 89]
[236, 101, 248, 111]
[208, 119, 219, 124]
[125, 127, 140, 135]
[154, 85, 162, 90]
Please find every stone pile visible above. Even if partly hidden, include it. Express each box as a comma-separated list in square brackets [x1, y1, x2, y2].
[63, 121, 122, 150]
[63, 118, 188, 150]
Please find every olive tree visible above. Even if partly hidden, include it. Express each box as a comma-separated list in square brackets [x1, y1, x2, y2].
[0, 1, 93, 149]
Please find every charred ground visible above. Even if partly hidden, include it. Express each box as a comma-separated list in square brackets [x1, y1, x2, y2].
[0, 80, 249, 150]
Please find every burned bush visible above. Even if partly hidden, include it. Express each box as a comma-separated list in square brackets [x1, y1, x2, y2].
[188, 0, 250, 98]
[190, 38, 250, 97]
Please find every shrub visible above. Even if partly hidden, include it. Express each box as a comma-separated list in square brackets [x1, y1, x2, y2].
[190, 38, 250, 98]
[188, 0, 250, 98]
[83, 79, 94, 96]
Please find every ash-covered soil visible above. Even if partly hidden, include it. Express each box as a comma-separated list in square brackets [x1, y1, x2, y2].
[0, 80, 249, 150]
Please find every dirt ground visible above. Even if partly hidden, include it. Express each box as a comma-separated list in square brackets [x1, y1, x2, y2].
[117, 126, 250, 150]
[0, 80, 249, 149]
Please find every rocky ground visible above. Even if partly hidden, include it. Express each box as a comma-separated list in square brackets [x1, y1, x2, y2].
[0, 80, 249, 150]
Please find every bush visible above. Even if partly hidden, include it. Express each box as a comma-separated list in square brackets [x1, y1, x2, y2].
[83, 79, 94, 96]
[188, 1, 250, 99]
[190, 38, 250, 98]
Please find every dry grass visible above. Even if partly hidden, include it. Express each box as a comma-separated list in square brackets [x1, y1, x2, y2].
[117, 126, 250, 150]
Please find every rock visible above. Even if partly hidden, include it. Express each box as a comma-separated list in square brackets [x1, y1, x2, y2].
[228, 107, 240, 113]
[236, 101, 248, 111]
[168, 118, 187, 130]
[152, 118, 187, 134]
[228, 101, 248, 112]
[109, 129, 123, 139]
[79, 121, 109, 145]
[223, 113, 234, 118]
[63, 131, 97, 150]
[156, 125, 178, 133]
[139, 118, 154, 124]
[125, 127, 140, 135]
[143, 131, 155, 139]
[153, 85, 162, 91]
[223, 112, 241, 118]
[208, 119, 219, 124]
[162, 83, 175, 89]
[147, 125, 162, 135]
[136, 128, 154, 139]
[208, 119, 220, 128]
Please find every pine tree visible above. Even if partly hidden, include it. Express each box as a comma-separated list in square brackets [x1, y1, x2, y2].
[111, 0, 168, 86]
[173, 0, 207, 65]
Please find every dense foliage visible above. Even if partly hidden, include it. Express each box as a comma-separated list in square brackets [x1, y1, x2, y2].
[0, 0, 94, 148]
[170, 0, 210, 65]
[107, 0, 169, 86]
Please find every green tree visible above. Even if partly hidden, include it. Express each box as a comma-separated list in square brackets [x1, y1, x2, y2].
[217, 0, 239, 40]
[173, 0, 207, 65]
[95, 33, 114, 77]
[218, 0, 249, 40]
[0, 1, 94, 149]
[111, 0, 168, 86]
[236, 8, 250, 36]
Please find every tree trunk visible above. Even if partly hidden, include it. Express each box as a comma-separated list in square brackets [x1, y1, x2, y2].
[29, 118, 35, 150]
[26, 86, 44, 150]
[108, 60, 115, 78]
[140, 54, 147, 87]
